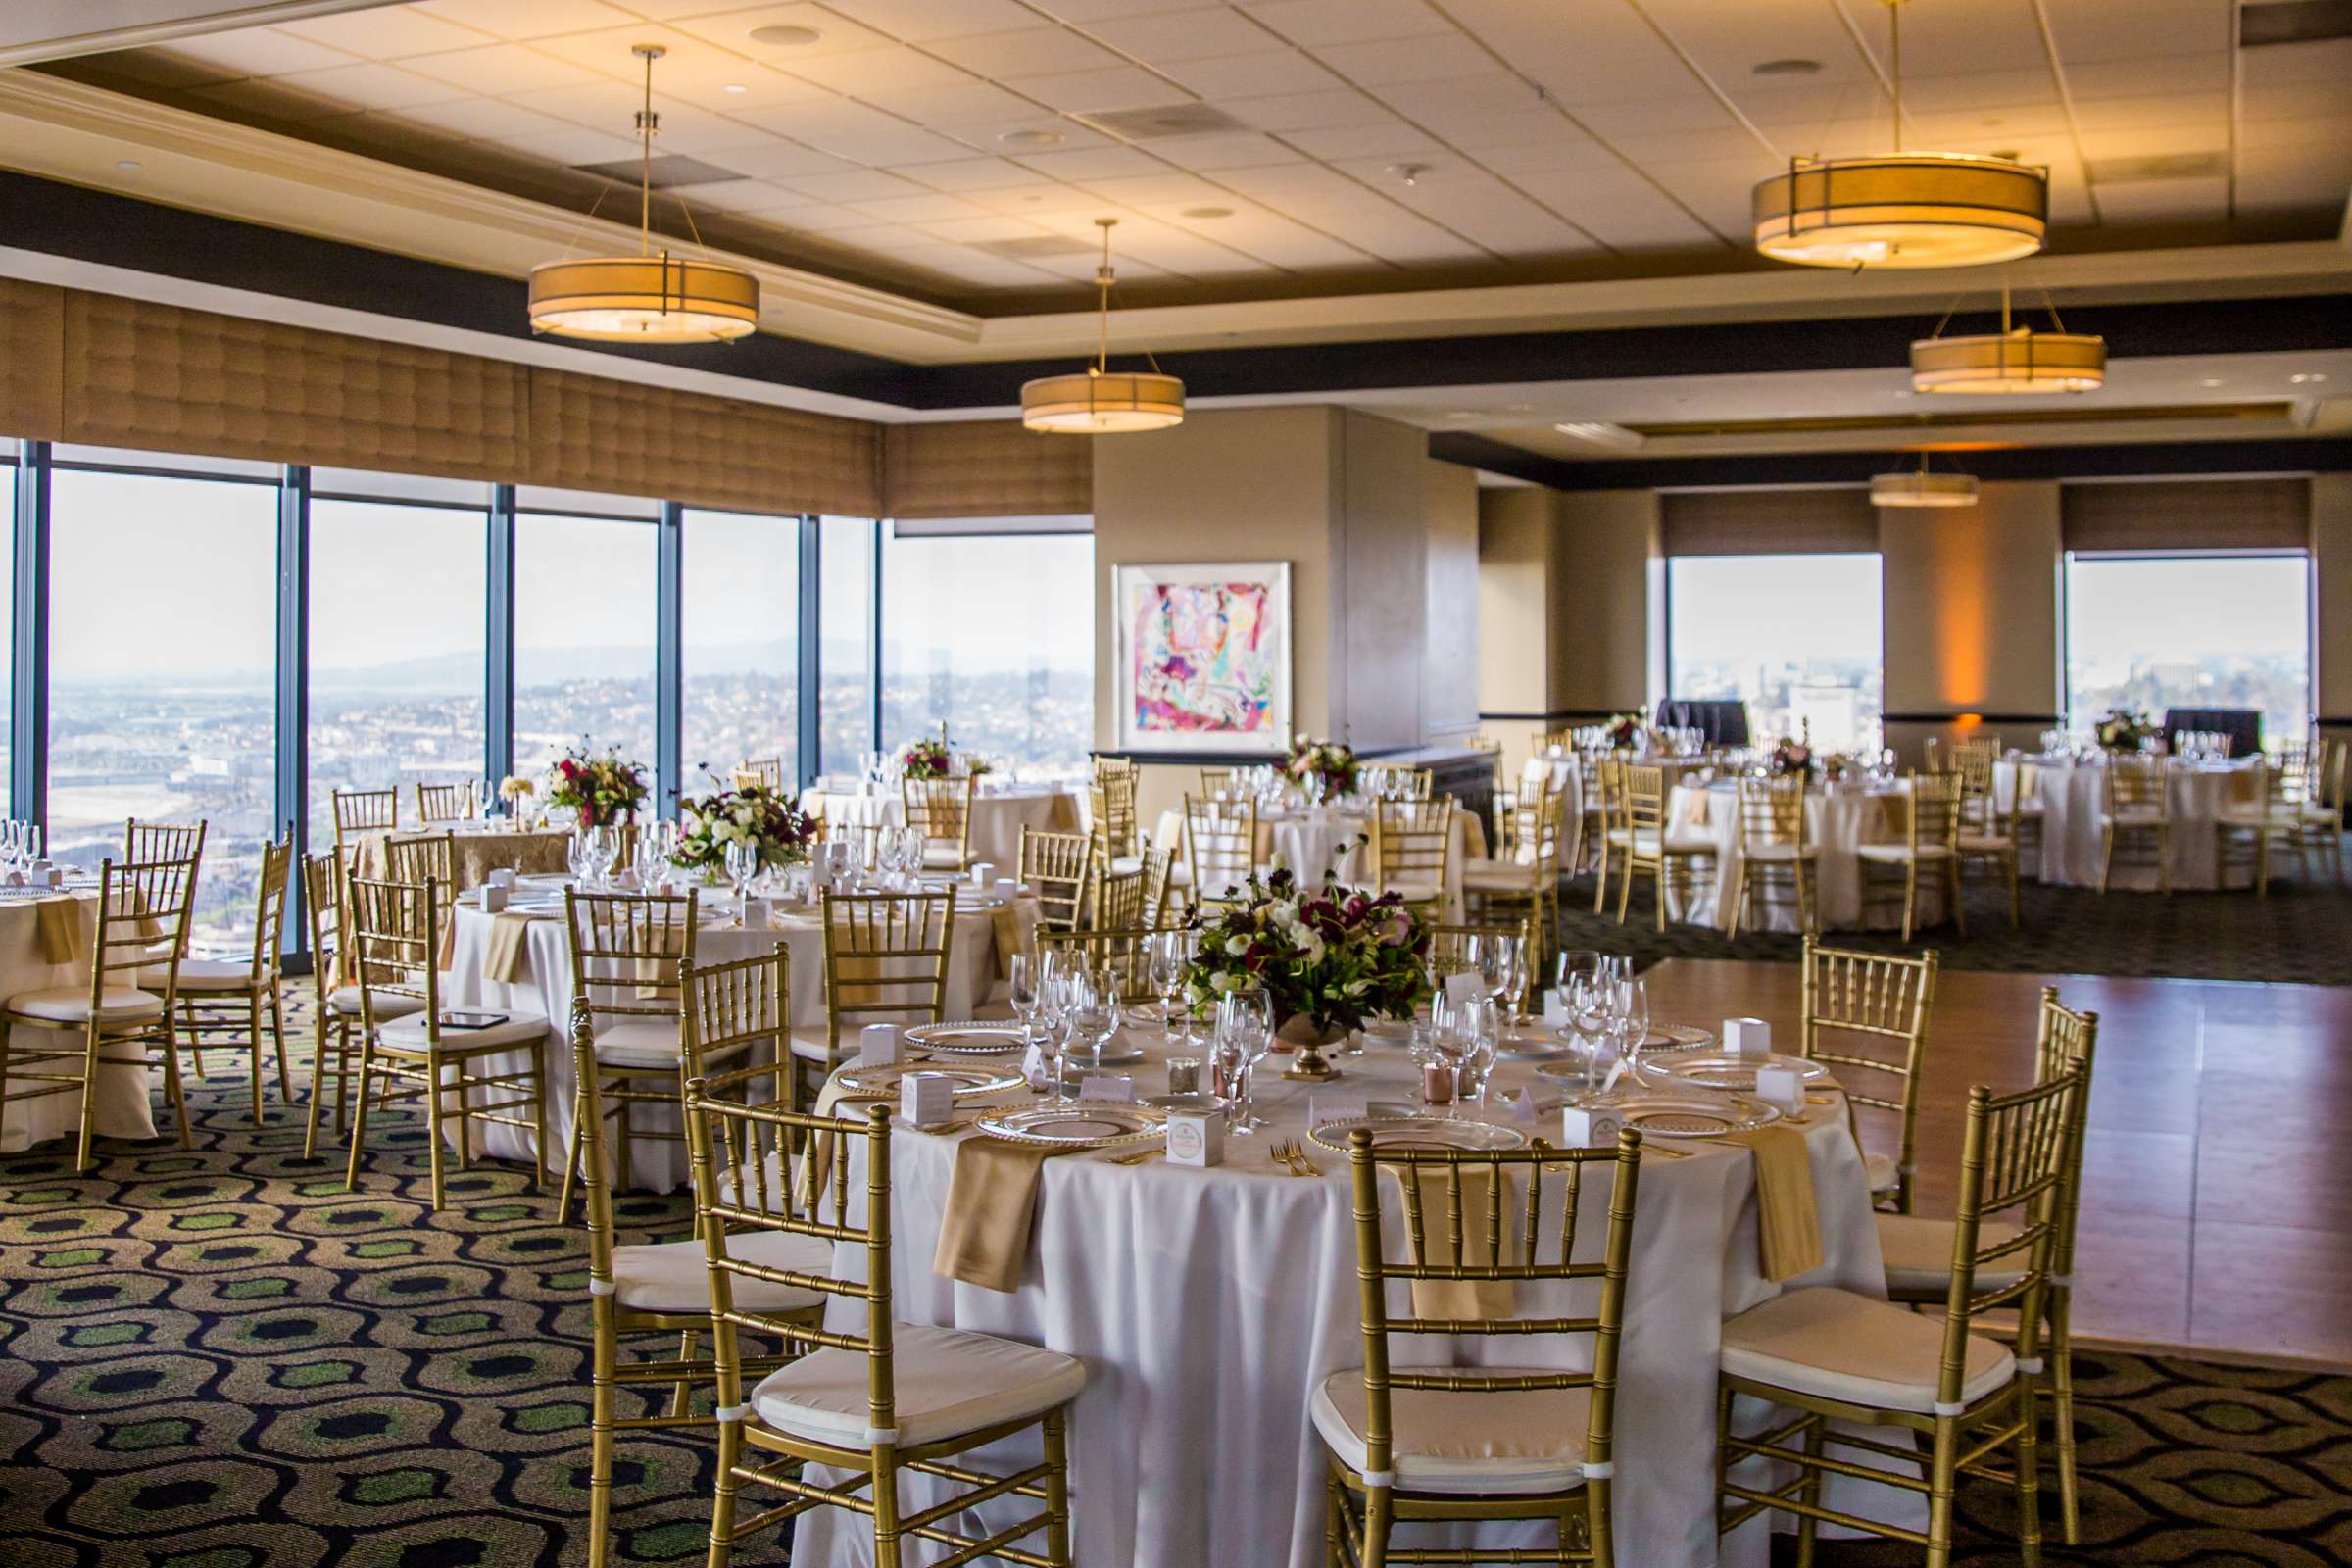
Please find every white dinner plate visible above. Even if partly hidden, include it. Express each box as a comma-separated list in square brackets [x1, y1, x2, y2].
[1651, 1051, 1826, 1092]
[831, 1061, 1024, 1100]
[902, 1021, 1027, 1055]
[1307, 1116, 1528, 1155]
[975, 1103, 1166, 1148]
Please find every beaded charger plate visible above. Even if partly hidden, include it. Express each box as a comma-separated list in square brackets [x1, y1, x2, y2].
[1606, 1090, 1785, 1139]
[1650, 1051, 1827, 1092]
[831, 1061, 1024, 1100]
[1307, 1116, 1528, 1155]
[902, 1021, 1027, 1055]
[974, 1104, 1166, 1148]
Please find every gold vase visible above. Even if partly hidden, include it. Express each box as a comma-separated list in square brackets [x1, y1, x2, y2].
[1278, 1012, 1345, 1081]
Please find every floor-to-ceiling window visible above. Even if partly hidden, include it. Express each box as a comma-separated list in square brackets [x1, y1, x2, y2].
[0, 450, 14, 799]
[1667, 552, 1885, 752]
[308, 473, 488, 844]
[47, 452, 279, 943]
[513, 491, 659, 781]
[817, 514, 876, 780]
[881, 520, 1093, 779]
[681, 507, 800, 795]
[2066, 552, 2312, 748]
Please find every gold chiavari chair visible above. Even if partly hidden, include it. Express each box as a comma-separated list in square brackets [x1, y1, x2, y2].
[1800, 936, 1938, 1215]
[1857, 772, 1964, 943]
[691, 1091, 1084, 1568]
[1038, 924, 1177, 1007]
[2292, 736, 2347, 884]
[1320, 1128, 1644, 1568]
[1462, 778, 1564, 961]
[1359, 763, 1435, 801]
[343, 876, 550, 1209]
[1138, 842, 1178, 926]
[0, 840, 203, 1169]
[1716, 1065, 2084, 1568]
[1590, 756, 1624, 912]
[2214, 757, 2301, 897]
[1090, 762, 1142, 868]
[1952, 751, 2024, 927]
[125, 818, 206, 866]
[791, 890, 956, 1104]
[1085, 861, 1149, 933]
[1018, 827, 1096, 935]
[1198, 765, 1235, 798]
[1370, 797, 1455, 919]
[416, 780, 473, 824]
[577, 981, 821, 1568]
[1879, 988, 2099, 1545]
[1728, 775, 1817, 939]
[2096, 756, 2171, 894]
[1534, 726, 1576, 756]
[1424, 918, 1534, 986]
[1613, 764, 1713, 933]
[559, 887, 702, 1220]
[299, 849, 421, 1159]
[330, 786, 399, 859]
[737, 757, 786, 791]
[167, 832, 293, 1127]
[1183, 793, 1258, 908]
[903, 774, 977, 873]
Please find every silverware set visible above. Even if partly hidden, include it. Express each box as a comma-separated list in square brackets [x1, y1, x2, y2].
[1269, 1138, 1322, 1177]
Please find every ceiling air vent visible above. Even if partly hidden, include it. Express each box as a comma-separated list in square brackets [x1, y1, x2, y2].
[1070, 103, 1250, 141]
[975, 235, 1100, 260]
[2239, 0, 2352, 46]
[571, 154, 748, 188]
[2084, 151, 2229, 184]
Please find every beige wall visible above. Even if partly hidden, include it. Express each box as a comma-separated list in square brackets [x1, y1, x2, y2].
[1335, 408, 1434, 752]
[1424, 459, 1483, 744]
[2317, 472, 2352, 751]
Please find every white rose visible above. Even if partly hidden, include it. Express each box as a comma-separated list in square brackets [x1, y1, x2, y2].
[1210, 970, 1238, 993]
[1226, 935, 1250, 956]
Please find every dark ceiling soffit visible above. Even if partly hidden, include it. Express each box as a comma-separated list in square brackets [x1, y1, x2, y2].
[1428, 433, 2352, 490]
[6, 171, 2350, 413]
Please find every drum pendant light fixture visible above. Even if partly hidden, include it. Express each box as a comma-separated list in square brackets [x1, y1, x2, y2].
[1021, 219, 1185, 433]
[527, 44, 760, 344]
[1872, 453, 1980, 508]
[1752, 1, 2047, 270]
[1911, 274, 2106, 393]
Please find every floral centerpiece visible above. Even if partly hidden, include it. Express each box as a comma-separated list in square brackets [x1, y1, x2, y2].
[1769, 737, 1814, 777]
[901, 737, 953, 779]
[669, 784, 817, 879]
[1285, 736, 1359, 797]
[2095, 709, 2156, 753]
[1821, 752, 1856, 783]
[1604, 710, 1646, 750]
[1182, 866, 1427, 1044]
[497, 775, 535, 820]
[548, 745, 648, 829]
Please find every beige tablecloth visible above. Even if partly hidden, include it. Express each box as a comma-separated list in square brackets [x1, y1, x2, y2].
[1995, 756, 2263, 890]
[809, 785, 1082, 871]
[346, 825, 573, 889]
[1667, 781, 1941, 934]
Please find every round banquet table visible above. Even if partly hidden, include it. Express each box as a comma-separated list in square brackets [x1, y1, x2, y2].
[0, 887, 153, 1154]
[1994, 755, 2262, 890]
[436, 883, 1037, 1192]
[791, 1027, 1911, 1568]
[1151, 805, 1484, 915]
[810, 784, 1082, 871]
[1668, 778, 1945, 934]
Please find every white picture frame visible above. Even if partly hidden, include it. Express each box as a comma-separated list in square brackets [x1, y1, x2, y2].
[1112, 561, 1293, 755]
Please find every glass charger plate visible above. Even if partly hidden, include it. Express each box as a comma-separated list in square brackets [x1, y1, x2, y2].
[1605, 1091, 1785, 1139]
[1497, 1025, 1577, 1059]
[1307, 1116, 1529, 1154]
[1638, 1023, 1716, 1052]
[903, 1021, 1027, 1055]
[1651, 1051, 1826, 1092]
[832, 1061, 1025, 1100]
[974, 1103, 1166, 1149]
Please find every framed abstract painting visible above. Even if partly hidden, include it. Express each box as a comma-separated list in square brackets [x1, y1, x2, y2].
[1113, 562, 1292, 754]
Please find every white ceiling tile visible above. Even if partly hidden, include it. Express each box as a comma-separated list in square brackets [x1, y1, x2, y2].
[698, 140, 860, 177]
[165, 28, 360, 77]
[267, 61, 467, 111]
[2088, 173, 2226, 222]
[1010, 67, 1179, 111]
[1311, 33, 1495, 88]
[1065, 172, 1232, 205]
[819, 0, 1043, 41]
[902, 156, 1046, 189]
[776, 45, 975, 96]
[1572, 93, 1741, 140]
[755, 200, 891, 230]
[1283, 121, 1442, 160]
[401, 43, 610, 95]
[1362, 73, 1529, 120]
[2039, 0, 2232, 65]
[730, 95, 913, 139]
[1469, 138, 1630, 177]
[666, 4, 897, 59]
[1163, 50, 1343, 99]
[1441, 0, 1688, 106]
[2240, 80, 2352, 122]
[275, 8, 495, 58]
[851, 192, 994, 221]
[1029, 0, 1230, 21]
[1419, 106, 1579, 150]
[1083, 9, 1284, 63]
[2238, 116, 2352, 156]
[392, 96, 576, 140]
[773, 167, 938, 201]
[668, 176, 813, 212]
[1606, 128, 1776, 167]
[1880, 0, 2050, 74]
[2231, 145, 2352, 213]
[962, 182, 1105, 215]
[497, 124, 649, 164]
[1242, 0, 1450, 48]
[1010, 144, 1170, 179]
[1210, 88, 1390, 131]
[411, 0, 645, 39]
[1149, 132, 1303, 170]
[850, 78, 1039, 122]
[1904, 104, 2073, 143]
[2071, 93, 2229, 133]
[913, 212, 1058, 240]
[1332, 161, 1581, 251]
[928, 27, 1128, 77]
[1888, 70, 2062, 116]
[2063, 53, 2230, 100]
[2239, 37, 2352, 89]
[1506, 164, 1721, 249]
[2074, 124, 2230, 160]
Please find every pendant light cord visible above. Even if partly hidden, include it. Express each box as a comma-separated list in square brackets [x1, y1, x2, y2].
[638, 48, 655, 255]
[1096, 220, 1112, 376]
[1888, 0, 1903, 155]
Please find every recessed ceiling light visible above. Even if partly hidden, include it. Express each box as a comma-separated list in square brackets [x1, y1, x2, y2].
[749, 24, 823, 46]
[1752, 58, 1823, 76]
[1386, 162, 1431, 187]
[721, 82, 749, 93]
[2290, 371, 2328, 383]
[115, 159, 141, 172]
[1446, 411, 1478, 419]
[1001, 128, 1065, 148]
[2199, 377, 2225, 388]
[1180, 206, 1233, 220]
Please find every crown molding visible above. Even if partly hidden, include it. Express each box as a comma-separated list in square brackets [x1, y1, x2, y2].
[0, 2, 406, 67]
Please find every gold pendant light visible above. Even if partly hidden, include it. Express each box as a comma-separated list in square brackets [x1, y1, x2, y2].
[1911, 274, 2106, 393]
[1752, 2, 2047, 270]
[1021, 219, 1185, 434]
[1872, 453, 1980, 508]
[528, 44, 759, 344]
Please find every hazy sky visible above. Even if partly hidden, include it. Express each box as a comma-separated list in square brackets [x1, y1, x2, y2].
[1670, 554, 1884, 669]
[2066, 555, 2309, 662]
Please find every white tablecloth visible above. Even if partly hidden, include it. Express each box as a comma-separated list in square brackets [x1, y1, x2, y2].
[811, 785, 1081, 872]
[1668, 780, 1943, 934]
[792, 1030, 1904, 1568]
[1995, 757, 2261, 891]
[0, 890, 154, 1154]
[1152, 806, 1479, 916]
[438, 891, 1028, 1192]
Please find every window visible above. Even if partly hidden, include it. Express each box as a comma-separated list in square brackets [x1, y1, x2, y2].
[881, 523, 1093, 779]
[1667, 553, 1885, 753]
[308, 488, 487, 846]
[817, 514, 876, 779]
[682, 508, 800, 795]
[0, 453, 13, 800]
[514, 506, 658, 781]
[2066, 553, 2311, 748]
[48, 465, 279, 944]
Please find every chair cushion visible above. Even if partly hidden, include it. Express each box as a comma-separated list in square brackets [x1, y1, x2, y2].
[327, 986, 427, 1021]
[1863, 1151, 1898, 1195]
[9, 985, 168, 1023]
[751, 1322, 1085, 1450]
[1855, 844, 1953, 863]
[1742, 843, 1817, 863]
[1718, 1287, 2014, 1415]
[2214, 805, 2275, 828]
[1312, 1369, 1592, 1495]
[1956, 833, 2014, 854]
[613, 1228, 831, 1316]
[1875, 1214, 2027, 1298]
[2100, 808, 2165, 826]
[591, 1019, 683, 1070]
[1461, 860, 1543, 892]
[377, 1010, 549, 1052]
[147, 957, 257, 993]
[2298, 805, 2338, 824]
[920, 845, 966, 871]
[1631, 830, 1714, 857]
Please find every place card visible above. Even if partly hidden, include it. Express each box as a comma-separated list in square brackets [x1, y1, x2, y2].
[487, 868, 517, 890]
[1505, 1086, 1543, 1123]
[1020, 1042, 1052, 1093]
[479, 884, 510, 913]
[1166, 1108, 1222, 1166]
[900, 1072, 955, 1128]
[1541, 989, 1570, 1027]
[1754, 1065, 1805, 1113]
[1308, 1090, 1368, 1126]
[39, 864, 62, 890]
[1561, 1104, 1625, 1148]
[1723, 1017, 1772, 1056]
[969, 862, 997, 894]
[1077, 1074, 1136, 1103]
[856, 1023, 899, 1067]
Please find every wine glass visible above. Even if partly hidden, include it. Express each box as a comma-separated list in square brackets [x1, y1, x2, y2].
[567, 829, 593, 885]
[1070, 969, 1118, 1079]
[1215, 987, 1272, 1133]
[1612, 975, 1650, 1081]
[1007, 952, 1042, 1049]
[723, 840, 760, 923]
[1148, 931, 1186, 1037]
[1458, 996, 1500, 1108]
[1426, 990, 1475, 1117]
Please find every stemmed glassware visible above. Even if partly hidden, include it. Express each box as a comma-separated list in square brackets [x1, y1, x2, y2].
[723, 841, 760, 922]
[1213, 987, 1273, 1133]
[1069, 969, 1118, 1081]
[1148, 930, 1187, 1039]
[1007, 952, 1042, 1050]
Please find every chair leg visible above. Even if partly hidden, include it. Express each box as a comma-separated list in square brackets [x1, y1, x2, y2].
[75, 1023, 105, 1172]
[559, 1088, 586, 1224]
[247, 1000, 267, 1128]
[1726, 863, 1746, 941]
[1947, 857, 1966, 937]
[2097, 826, 2114, 894]
[1925, 1414, 1960, 1568]
[1615, 856, 1633, 924]
[588, 1300, 617, 1568]
[2014, 1373, 2047, 1566]
[1324, 1470, 1343, 1568]
[1900, 862, 1918, 945]
[1362, 1482, 1393, 1568]
[872, 1444, 903, 1567]
[158, 1020, 193, 1151]
[1794, 1414, 1826, 1568]
[2051, 1291, 2082, 1545]
[668, 1329, 698, 1418]
[345, 1040, 376, 1191]
[706, 1401, 740, 1568]
[1042, 1405, 1074, 1567]
[423, 1054, 449, 1210]
[269, 986, 292, 1101]
[1592, 844, 1610, 914]
[1653, 859, 1667, 933]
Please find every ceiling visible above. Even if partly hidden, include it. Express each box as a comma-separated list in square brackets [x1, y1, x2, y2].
[38, 0, 2352, 314]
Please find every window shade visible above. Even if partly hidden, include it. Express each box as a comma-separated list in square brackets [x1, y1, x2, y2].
[1661, 487, 1878, 555]
[882, 418, 1092, 518]
[0, 277, 64, 443]
[2061, 478, 2311, 552]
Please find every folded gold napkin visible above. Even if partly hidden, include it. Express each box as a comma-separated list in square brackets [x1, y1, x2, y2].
[1724, 1124, 1824, 1283]
[988, 901, 1038, 982]
[36, 898, 82, 965]
[935, 1135, 1072, 1293]
[482, 911, 538, 985]
[1391, 1163, 1517, 1321]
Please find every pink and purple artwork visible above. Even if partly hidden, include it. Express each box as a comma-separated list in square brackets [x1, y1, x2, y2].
[1116, 564, 1290, 750]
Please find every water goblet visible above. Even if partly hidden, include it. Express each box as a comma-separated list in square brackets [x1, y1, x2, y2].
[1148, 930, 1187, 1036]
[1007, 952, 1042, 1049]
[724, 841, 760, 923]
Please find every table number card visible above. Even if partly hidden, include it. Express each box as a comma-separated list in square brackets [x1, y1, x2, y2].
[1078, 1074, 1137, 1103]
[1166, 1109, 1222, 1166]
[1723, 1017, 1773, 1056]
[1561, 1104, 1625, 1147]
[857, 1024, 899, 1067]
[1754, 1065, 1805, 1113]
[900, 1072, 955, 1127]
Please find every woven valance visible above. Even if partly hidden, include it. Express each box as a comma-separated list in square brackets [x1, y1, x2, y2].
[2061, 478, 2310, 553]
[1661, 487, 1879, 556]
[0, 277, 64, 442]
[881, 417, 1093, 518]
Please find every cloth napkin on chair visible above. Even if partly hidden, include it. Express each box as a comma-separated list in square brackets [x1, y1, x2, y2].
[36, 899, 83, 965]
[1723, 1125, 1824, 1282]
[1391, 1163, 1518, 1321]
[936, 1135, 1075, 1293]
[481, 911, 538, 985]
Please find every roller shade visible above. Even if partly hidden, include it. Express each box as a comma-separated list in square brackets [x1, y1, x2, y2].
[1661, 487, 1879, 555]
[882, 418, 1092, 518]
[2062, 478, 2310, 552]
[0, 277, 64, 442]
